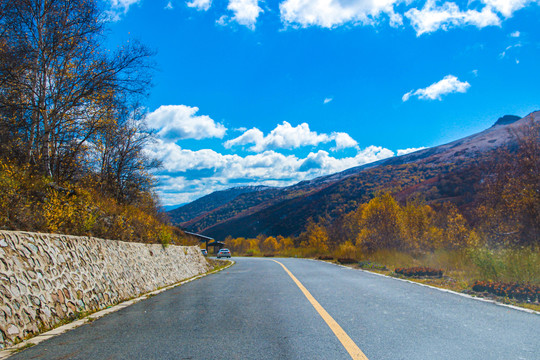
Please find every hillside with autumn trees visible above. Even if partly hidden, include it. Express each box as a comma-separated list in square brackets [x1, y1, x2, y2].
[222, 119, 539, 298]
[1, 1, 538, 298]
[173, 113, 540, 298]
[172, 112, 539, 244]
[0, 0, 193, 246]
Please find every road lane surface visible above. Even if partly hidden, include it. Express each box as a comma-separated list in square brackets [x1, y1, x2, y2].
[9, 257, 540, 359]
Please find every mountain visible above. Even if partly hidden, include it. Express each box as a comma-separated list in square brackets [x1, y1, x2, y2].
[167, 186, 272, 226]
[169, 111, 539, 240]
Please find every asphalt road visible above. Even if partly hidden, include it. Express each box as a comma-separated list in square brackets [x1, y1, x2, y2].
[10, 257, 540, 359]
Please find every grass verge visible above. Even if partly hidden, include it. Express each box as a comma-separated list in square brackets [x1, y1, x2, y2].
[341, 253, 540, 313]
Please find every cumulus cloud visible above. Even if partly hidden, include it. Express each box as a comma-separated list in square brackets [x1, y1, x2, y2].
[331, 132, 359, 151]
[299, 146, 393, 172]
[225, 122, 328, 151]
[224, 121, 359, 152]
[149, 139, 394, 205]
[510, 30, 520, 37]
[397, 147, 426, 156]
[482, 0, 535, 18]
[148, 141, 229, 171]
[227, 0, 263, 29]
[324, 97, 333, 104]
[165, 1, 174, 10]
[278, 0, 538, 33]
[278, 0, 538, 34]
[402, 75, 470, 101]
[280, 0, 403, 28]
[146, 105, 227, 141]
[405, 1, 501, 35]
[224, 127, 265, 149]
[187, 0, 212, 11]
[184, 0, 537, 33]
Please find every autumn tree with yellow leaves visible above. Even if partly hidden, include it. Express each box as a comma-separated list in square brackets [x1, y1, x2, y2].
[302, 218, 329, 255]
[355, 193, 403, 252]
[477, 120, 540, 247]
[0, 0, 194, 245]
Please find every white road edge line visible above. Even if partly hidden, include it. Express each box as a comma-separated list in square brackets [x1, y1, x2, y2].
[0, 260, 235, 359]
[307, 258, 540, 316]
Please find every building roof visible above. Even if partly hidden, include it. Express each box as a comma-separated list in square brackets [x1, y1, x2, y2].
[184, 231, 214, 242]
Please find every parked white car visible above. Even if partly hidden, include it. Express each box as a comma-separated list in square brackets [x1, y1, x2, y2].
[217, 248, 231, 258]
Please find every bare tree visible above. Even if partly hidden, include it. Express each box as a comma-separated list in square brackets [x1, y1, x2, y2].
[93, 104, 161, 204]
[0, 0, 153, 181]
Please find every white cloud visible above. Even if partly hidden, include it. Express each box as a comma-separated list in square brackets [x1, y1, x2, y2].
[187, 0, 212, 11]
[499, 42, 522, 58]
[278, 0, 537, 33]
[279, 0, 403, 29]
[405, 1, 501, 35]
[165, 1, 174, 10]
[324, 97, 333, 104]
[402, 75, 470, 101]
[216, 15, 229, 26]
[331, 132, 358, 151]
[148, 141, 229, 171]
[225, 122, 328, 151]
[397, 146, 426, 156]
[510, 30, 520, 37]
[149, 139, 394, 205]
[146, 105, 227, 141]
[299, 146, 394, 172]
[227, 0, 263, 29]
[224, 121, 359, 152]
[108, 0, 141, 11]
[482, 0, 535, 18]
[106, 0, 141, 20]
[187, 0, 537, 33]
[224, 127, 265, 149]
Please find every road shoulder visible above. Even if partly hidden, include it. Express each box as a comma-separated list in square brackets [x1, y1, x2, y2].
[310, 258, 540, 316]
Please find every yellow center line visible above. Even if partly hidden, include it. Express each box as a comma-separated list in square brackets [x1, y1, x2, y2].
[271, 259, 369, 360]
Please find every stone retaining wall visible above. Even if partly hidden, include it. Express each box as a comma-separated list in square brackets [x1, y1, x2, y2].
[0, 230, 210, 348]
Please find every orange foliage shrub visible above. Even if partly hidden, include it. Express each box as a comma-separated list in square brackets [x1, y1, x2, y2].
[0, 159, 192, 245]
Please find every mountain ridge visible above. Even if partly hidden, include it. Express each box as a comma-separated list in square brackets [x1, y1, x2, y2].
[167, 185, 273, 226]
[168, 111, 539, 239]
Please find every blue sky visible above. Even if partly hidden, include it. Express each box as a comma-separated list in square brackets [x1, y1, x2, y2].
[103, 0, 539, 206]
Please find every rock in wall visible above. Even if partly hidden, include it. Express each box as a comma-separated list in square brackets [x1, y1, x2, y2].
[0, 230, 210, 348]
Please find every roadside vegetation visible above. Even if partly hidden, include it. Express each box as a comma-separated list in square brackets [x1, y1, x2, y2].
[0, 0, 193, 246]
[225, 122, 540, 306]
[0, 0, 537, 310]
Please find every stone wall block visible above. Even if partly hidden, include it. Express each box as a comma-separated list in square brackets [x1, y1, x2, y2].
[0, 258, 8, 273]
[0, 230, 210, 348]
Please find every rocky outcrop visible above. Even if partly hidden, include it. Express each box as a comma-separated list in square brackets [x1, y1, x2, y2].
[492, 115, 521, 127]
[0, 230, 210, 348]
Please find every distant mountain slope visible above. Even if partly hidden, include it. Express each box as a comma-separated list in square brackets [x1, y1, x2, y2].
[167, 186, 271, 226]
[169, 111, 539, 239]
